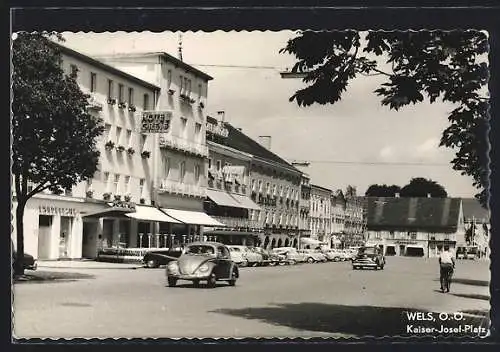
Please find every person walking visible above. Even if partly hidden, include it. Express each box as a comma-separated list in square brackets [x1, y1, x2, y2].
[439, 245, 455, 293]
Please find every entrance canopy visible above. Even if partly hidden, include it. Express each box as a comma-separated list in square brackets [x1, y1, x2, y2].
[82, 204, 134, 219]
[161, 208, 226, 227]
[230, 193, 261, 210]
[125, 205, 181, 223]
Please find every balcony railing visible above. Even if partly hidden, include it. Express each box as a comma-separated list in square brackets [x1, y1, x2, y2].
[211, 216, 260, 230]
[159, 135, 208, 157]
[159, 179, 206, 198]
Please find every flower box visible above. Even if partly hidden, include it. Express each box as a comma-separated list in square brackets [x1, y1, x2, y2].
[128, 105, 136, 112]
[86, 190, 94, 198]
[118, 102, 127, 109]
[141, 151, 151, 159]
[114, 194, 122, 201]
[140, 198, 146, 204]
[107, 98, 117, 105]
[168, 89, 175, 95]
[127, 147, 135, 155]
[124, 195, 132, 202]
[116, 145, 125, 152]
[103, 192, 111, 201]
[105, 141, 115, 150]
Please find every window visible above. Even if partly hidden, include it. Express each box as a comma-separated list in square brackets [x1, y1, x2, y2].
[167, 70, 172, 87]
[198, 83, 202, 99]
[251, 179, 256, 191]
[128, 87, 134, 106]
[179, 161, 186, 182]
[118, 84, 124, 103]
[180, 75, 184, 94]
[409, 232, 417, 240]
[187, 79, 192, 97]
[194, 165, 200, 183]
[181, 117, 187, 130]
[103, 172, 110, 189]
[108, 79, 114, 99]
[124, 176, 131, 193]
[389, 231, 395, 239]
[126, 130, 132, 146]
[163, 156, 170, 178]
[208, 158, 212, 169]
[216, 160, 222, 171]
[114, 174, 120, 193]
[90, 72, 97, 93]
[139, 179, 145, 197]
[184, 77, 188, 95]
[104, 123, 111, 140]
[70, 64, 78, 78]
[143, 94, 149, 110]
[195, 122, 202, 135]
[116, 127, 122, 145]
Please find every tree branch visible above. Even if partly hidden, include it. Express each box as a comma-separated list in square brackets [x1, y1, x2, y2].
[26, 181, 51, 199]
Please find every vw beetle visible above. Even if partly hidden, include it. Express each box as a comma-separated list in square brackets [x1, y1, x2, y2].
[166, 242, 239, 288]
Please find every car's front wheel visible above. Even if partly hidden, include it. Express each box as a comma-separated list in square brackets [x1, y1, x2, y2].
[146, 259, 159, 268]
[167, 277, 177, 287]
[228, 268, 238, 286]
[207, 273, 217, 288]
[307, 257, 314, 264]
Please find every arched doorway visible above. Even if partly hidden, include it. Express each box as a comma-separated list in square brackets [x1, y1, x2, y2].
[263, 236, 270, 249]
[293, 239, 298, 248]
[277, 238, 283, 248]
[271, 238, 276, 249]
[284, 238, 290, 247]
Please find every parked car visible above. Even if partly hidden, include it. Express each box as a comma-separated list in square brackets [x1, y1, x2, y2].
[299, 249, 326, 263]
[143, 249, 183, 268]
[352, 246, 385, 270]
[324, 249, 344, 262]
[166, 242, 239, 288]
[272, 247, 305, 265]
[244, 246, 264, 266]
[12, 251, 37, 271]
[253, 247, 279, 266]
[227, 246, 248, 267]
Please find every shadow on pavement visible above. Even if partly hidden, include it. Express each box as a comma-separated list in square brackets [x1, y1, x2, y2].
[13, 271, 95, 284]
[450, 293, 490, 301]
[444, 278, 490, 287]
[211, 303, 489, 337]
[165, 282, 234, 289]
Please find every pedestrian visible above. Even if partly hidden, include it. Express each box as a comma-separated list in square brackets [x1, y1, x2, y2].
[439, 245, 455, 293]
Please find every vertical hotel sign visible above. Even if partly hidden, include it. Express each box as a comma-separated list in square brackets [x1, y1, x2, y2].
[141, 111, 172, 133]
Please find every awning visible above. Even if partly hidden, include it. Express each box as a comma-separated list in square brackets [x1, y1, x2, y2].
[82, 206, 134, 219]
[204, 230, 259, 236]
[230, 193, 261, 210]
[406, 245, 426, 249]
[206, 189, 242, 208]
[300, 238, 325, 245]
[161, 208, 226, 227]
[125, 205, 182, 223]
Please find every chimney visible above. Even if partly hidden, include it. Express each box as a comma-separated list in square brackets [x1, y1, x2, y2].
[217, 110, 225, 122]
[258, 135, 272, 150]
[395, 192, 400, 198]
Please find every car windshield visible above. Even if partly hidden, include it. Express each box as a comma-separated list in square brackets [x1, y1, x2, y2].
[359, 247, 377, 255]
[186, 245, 215, 255]
[230, 247, 240, 252]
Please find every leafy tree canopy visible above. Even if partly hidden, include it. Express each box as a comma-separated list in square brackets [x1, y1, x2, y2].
[365, 184, 401, 197]
[12, 32, 104, 274]
[400, 177, 448, 198]
[281, 30, 489, 206]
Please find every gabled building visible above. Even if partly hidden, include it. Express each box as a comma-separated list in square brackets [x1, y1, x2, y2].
[365, 196, 465, 258]
[461, 198, 490, 258]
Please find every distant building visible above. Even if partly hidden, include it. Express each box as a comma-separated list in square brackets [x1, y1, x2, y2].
[310, 184, 332, 245]
[365, 197, 465, 258]
[298, 174, 312, 241]
[330, 191, 346, 247]
[461, 198, 490, 258]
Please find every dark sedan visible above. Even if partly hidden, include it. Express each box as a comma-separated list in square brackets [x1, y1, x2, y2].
[12, 251, 37, 271]
[352, 246, 385, 270]
[143, 249, 183, 268]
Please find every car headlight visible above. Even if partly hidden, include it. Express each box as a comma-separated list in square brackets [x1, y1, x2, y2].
[167, 261, 178, 272]
[198, 263, 210, 273]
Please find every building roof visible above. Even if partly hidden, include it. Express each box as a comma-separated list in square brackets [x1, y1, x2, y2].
[95, 51, 213, 81]
[54, 43, 161, 91]
[366, 197, 462, 233]
[311, 184, 332, 193]
[461, 198, 490, 222]
[222, 123, 302, 175]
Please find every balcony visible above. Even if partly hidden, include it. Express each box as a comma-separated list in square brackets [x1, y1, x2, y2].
[159, 135, 208, 157]
[158, 179, 206, 198]
[211, 216, 260, 230]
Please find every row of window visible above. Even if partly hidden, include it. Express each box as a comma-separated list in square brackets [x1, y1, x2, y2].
[69, 64, 152, 110]
[250, 179, 299, 200]
[371, 232, 452, 241]
[162, 156, 201, 183]
[250, 210, 299, 226]
[100, 173, 146, 196]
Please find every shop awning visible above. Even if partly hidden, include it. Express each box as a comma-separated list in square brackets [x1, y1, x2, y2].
[406, 245, 426, 249]
[125, 205, 182, 223]
[206, 189, 242, 208]
[161, 208, 226, 227]
[230, 193, 261, 210]
[82, 206, 134, 219]
[204, 230, 259, 236]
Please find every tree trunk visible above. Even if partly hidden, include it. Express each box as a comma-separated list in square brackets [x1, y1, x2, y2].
[14, 200, 26, 276]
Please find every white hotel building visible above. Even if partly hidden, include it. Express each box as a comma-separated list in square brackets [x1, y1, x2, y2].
[12, 44, 223, 261]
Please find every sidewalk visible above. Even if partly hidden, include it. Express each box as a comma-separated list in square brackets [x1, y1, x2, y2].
[37, 260, 143, 270]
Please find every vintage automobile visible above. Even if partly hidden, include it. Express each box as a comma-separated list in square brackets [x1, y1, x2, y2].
[272, 247, 305, 265]
[252, 247, 280, 266]
[227, 245, 263, 267]
[323, 249, 344, 262]
[166, 242, 239, 288]
[11, 240, 37, 271]
[143, 249, 183, 268]
[352, 246, 386, 270]
[299, 249, 327, 263]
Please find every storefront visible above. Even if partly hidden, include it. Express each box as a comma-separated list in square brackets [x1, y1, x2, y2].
[427, 239, 456, 258]
[384, 239, 428, 257]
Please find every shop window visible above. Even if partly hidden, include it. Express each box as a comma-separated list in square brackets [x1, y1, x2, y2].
[143, 94, 150, 111]
[39, 215, 52, 227]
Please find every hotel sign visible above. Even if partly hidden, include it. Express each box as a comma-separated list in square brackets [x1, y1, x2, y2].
[206, 121, 229, 138]
[395, 240, 418, 245]
[39, 205, 78, 216]
[141, 111, 172, 133]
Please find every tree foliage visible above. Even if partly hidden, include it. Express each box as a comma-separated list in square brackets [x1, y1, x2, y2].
[365, 184, 401, 197]
[281, 30, 489, 206]
[399, 177, 448, 198]
[12, 32, 104, 274]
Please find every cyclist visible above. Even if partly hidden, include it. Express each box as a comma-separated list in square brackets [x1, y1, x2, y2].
[439, 245, 455, 293]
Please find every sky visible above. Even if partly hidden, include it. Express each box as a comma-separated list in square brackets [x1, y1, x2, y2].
[60, 31, 482, 198]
